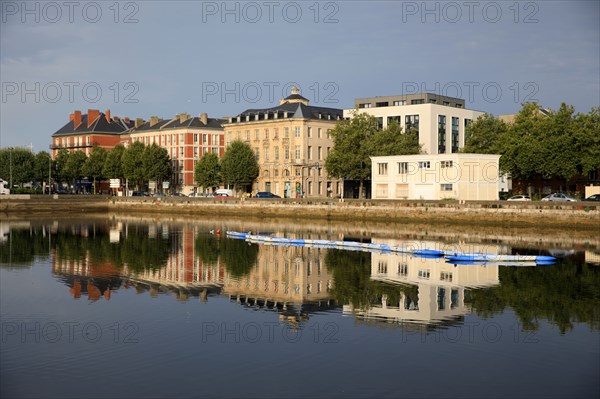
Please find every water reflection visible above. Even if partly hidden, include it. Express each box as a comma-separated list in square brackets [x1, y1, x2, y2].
[1, 218, 599, 335]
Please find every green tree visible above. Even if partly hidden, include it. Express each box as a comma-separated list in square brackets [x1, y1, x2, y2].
[82, 147, 107, 194]
[369, 121, 422, 156]
[195, 152, 221, 192]
[103, 144, 126, 180]
[54, 149, 70, 185]
[142, 143, 172, 192]
[0, 147, 35, 187]
[63, 150, 88, 189]
[33, 151, 53, 191]
[325, 112, 379, 198]
[461, 113, 508, 154]
[122, 141, 146, 191]
[220, 140, 258, 195]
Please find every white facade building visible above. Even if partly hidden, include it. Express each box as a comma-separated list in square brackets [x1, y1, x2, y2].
[370, 153, 502, 201]
[344, 94, 485, 155]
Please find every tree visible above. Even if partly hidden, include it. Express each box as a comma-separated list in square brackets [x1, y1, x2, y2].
[325, 112, 379, 198]
[142, 143, 172, 192]
[82, 147, 107, 194]
[33, 151, 52, 190]
[461, 113, 508, 155]
[195, 152, 221, 192]
[103, 144, 126, 180]
[369, 121, 422, 156]
[0, 147, 34, 187]
[63, 150, 88, 190]
[122, 141, 146, 191]
[220, 141, 258, 194]
[54, 149, 70, 185]
[326, 112, 421, 198]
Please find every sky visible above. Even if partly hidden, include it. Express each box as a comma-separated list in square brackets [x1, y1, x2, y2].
[1, 0, 599, 152]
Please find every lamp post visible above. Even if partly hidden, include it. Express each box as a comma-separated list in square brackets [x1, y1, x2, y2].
[9, 147, 13, 191]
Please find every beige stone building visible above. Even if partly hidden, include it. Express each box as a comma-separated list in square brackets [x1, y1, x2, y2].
[370, 153, 502, 200]
[224, 87, 343, 198]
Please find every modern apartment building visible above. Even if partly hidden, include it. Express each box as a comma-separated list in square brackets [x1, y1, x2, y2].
[344, 93, 485, 155]
[128, 112, 225, 194]
[224, 87, 343, 198]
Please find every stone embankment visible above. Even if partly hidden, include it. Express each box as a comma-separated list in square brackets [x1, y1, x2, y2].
[1, 195, 598, 229]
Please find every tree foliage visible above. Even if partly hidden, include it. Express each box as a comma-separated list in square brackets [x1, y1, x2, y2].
[33, 151, 52, 184]
[54, 149, 70, 184]
[122, 141, 146, 189]
[326, 112, 421, 198]
[63, 150, 87, 183]
[142, 143, 172, 185]
[0, 147, 34, 186]
[220, 140, 258, 193]
[83, 147, 107, 193]
[463, 103, 600, 182]
[195, 152, 221, 191]
[103, 144, 126, 180]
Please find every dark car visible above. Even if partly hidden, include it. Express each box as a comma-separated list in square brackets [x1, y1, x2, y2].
[131, 191, 149, 197]
[584, 194, 600, 202]
[255, 192, 281, 198]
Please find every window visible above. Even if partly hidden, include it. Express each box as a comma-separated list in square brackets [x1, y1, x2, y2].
[254, 148, 259, 161]
[317, 147, 322, 160]
[264, 147, 269, 161]
[411, 99, 424, 104]
[396, 184, 409, 198]
[236, 131, 241, 141]
[393, 100, 405, 106]
[194, 134, 198, 144]
[441, 183, 453, 191]
[398, 162, 409, 174]
[440, 272, 453, 282]
[418, 269, 430, 279]
[418, 161, 430, 169]
[452, 117, 459, 153]
[438, 115, 447, 154]
[284, 147, 290, 160]
[308, 146, 312, 160]
[464, 119, 473, 143]
[180, 133, 184, 143]
[295, 145, 301, 159]
[326, 129, 331, 139]
[405, 115, 419, 132]
[441, 160, 453, 168]
[387, 116, 401, 125]
[376, 117, 384, 130]
[264, 129, 269, 140]
[284, 127, 289, 138]
[375, 101, 389, 107]
[317, 128, 322, 138]
[273, 128, 278, 139]
[202, 134, 207, 144]
[255, 129, 259, 140]
[295, 127, 301, 137]
[375, 184, 388, 197]
[274, 147, 279, 160]
[358, 103, 372, 108]
[307, 127, 312, 138]
[398, 263, 408, 276]
[378, 163, 388, 175]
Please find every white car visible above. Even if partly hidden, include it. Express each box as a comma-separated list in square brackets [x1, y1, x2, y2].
[541, 193, 577, 202]
[507, 195, 531, 201]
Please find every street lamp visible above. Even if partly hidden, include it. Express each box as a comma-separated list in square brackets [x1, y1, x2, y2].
[9, 147, 12, 191]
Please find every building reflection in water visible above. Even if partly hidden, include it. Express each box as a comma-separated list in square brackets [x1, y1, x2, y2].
[343, 246, 500, 327]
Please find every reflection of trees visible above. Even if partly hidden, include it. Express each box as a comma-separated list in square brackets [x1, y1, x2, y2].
[325, 249, 418, 309]
[0, 227, 51, 265]
[119, 225, 170, 272]
[466, 258, 600, 334]
[220, 238, 258, 278]
[195, 233, 220, 265]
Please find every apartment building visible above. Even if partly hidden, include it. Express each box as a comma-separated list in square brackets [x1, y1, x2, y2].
[128, 113, 225, 194]
[50, 109, 134, 158]
[224, 87, 343, 198]
[344, 93, 485, 155]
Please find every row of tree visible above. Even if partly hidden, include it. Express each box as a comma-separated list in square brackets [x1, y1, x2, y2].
[462, 103, 600, 185]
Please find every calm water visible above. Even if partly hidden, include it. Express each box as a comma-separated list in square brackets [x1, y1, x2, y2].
[1, 217, 599, 398]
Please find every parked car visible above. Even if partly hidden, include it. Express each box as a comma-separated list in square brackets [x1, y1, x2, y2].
[507, 195, 531, 202]
[131, 191, 149, 197]
[152, 192, 166, 197]
[583, 194, 600, 202]
[541, 193, 577, 202]
[171, 192, 186, 197]
[255, 192, 281, 198]
[213, 193, 231, 198]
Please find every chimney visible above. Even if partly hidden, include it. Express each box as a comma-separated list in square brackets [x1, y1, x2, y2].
[179, 113, 190, 124]
[124, 117, 130, 124]
[200, 112, 208, 125]
[72, 110, 82, 128]
[87, 109, 100, 128]
[150, 116, 159, 127]
[112, 116, 120, 122]
[135, 118, 145, 128]
[105, 109, 111, 123]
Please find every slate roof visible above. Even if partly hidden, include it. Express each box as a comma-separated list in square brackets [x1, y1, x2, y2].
[232, 102, 343, 123]
[130, 116, 225, 132]
[52, 113, 132, 136]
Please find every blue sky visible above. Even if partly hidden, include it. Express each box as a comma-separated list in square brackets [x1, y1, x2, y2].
[1, 0, 599, 152]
